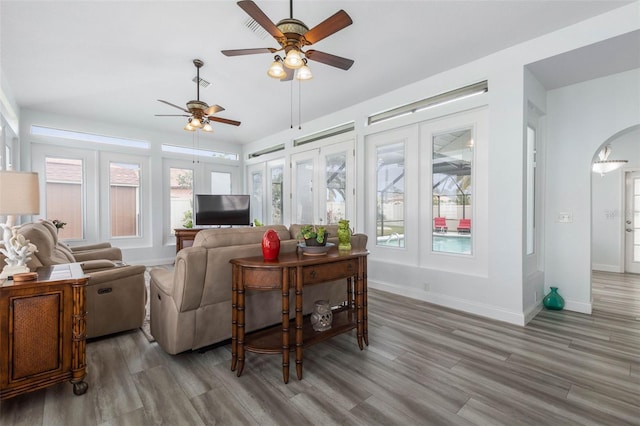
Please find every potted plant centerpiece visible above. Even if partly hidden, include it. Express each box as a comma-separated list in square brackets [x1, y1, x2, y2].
[297, 225, 328, 246]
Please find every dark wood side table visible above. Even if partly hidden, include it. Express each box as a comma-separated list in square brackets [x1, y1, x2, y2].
[174, 228, 204, 253]
[230, 248, 369, 383]
[0, 263, 89, 400]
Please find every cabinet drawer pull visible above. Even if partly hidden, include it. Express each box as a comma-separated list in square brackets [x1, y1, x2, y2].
[310, 270, 317, 279]
[97, 287, 112, 295]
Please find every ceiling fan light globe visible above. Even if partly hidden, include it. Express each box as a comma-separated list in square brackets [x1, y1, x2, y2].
[190, 117, 203, 128]
[202, 122, 214, 132]
[295, 64, 313, 81]
[183, 123, 196, 132]
[284, 49, 304, 69]
[592, 160, 627, 175]
[267, 60, 286, 79]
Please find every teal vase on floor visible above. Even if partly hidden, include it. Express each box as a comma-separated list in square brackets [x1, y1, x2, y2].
[543, 287, 565, 310]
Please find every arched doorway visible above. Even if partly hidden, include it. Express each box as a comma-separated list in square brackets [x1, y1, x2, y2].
[590, 124, 640, 317]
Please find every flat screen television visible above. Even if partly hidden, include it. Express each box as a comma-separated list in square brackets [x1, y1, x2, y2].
[195, 194, 251, 226]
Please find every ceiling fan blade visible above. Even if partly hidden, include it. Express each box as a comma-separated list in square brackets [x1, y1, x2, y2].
[155, 114, 190, 117]
[222, 47, 277, 57]
[209, 116, 241, 126]
[205, 104, 225, 115]
[158, 99, 189, 113]
[237, 1, 284, 40]
[305, 50, 354, 70]
[302, 10, 353, 45]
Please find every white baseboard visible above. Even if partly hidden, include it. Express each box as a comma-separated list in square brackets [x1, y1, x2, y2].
[524, 302, 543, 324]
[368, 279, 526, 326]
[592, 263, 623, 273]
[564, 299, 592, 314]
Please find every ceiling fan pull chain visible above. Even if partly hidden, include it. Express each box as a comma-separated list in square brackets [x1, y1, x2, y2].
[298, 79, 302, 130]
[290, 80, 293, 129]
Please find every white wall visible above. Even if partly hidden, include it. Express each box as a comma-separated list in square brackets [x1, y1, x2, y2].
[591, 127, 640, 272]
[242, 4, 639, 325]
[545, 69, 640, 313]
[523, 68, 548, 321]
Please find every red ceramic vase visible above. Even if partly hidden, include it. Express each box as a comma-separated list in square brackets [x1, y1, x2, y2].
[261, 229, 281, 261]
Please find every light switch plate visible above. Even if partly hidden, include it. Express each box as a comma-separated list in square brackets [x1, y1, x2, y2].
[557, 212, 572, 223]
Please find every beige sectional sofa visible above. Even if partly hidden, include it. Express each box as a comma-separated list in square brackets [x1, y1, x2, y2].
[150, 224, 367, 355]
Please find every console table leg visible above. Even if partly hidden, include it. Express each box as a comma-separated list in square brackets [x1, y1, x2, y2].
[282, 269, 290, 384]
[295, 266, 303, 380]
[231, 265, 238, 371]
[236, 277, 245, 377]
[363, 257, 369, 347]
[356, 262, 364, 350]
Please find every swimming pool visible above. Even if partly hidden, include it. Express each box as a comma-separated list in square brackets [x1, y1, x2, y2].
[433, 234, 471, 254]
[376, 234, 471, 254]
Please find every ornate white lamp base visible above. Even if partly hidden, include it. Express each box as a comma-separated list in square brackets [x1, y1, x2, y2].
[0, 265, 30, 280]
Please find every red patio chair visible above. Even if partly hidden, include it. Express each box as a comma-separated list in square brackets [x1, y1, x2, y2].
[458, 218, 471, 233]
[434, 217, 448, 233]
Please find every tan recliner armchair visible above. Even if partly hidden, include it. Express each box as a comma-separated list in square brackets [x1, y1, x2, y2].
[17, 220, 147, 338]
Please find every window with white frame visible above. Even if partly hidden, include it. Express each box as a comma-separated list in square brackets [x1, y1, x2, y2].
[170, 167, 193, 231]
[45, 156, 84, 239]
[109, 161, 141, 238]
[376, 142, 405, 248]
[268, 161, 284, 225]
[432, 127, 473, 255]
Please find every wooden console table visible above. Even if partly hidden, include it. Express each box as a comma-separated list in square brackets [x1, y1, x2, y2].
[174, 228, 203, 253]
[0, 263, 89, 400]
[230, 248, 368, 383]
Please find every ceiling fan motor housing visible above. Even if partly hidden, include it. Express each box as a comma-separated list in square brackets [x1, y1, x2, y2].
[276, 18, 308, 52]
[186, 100, 209, 118]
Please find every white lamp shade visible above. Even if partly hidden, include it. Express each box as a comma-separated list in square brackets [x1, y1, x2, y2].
[295, 64, 313, 81]
[267, 60, 286, 79]
[592, 160, 627, 175]
[190, 117, 203, 128]
[283, 49, 304, 69]
[0, 171, 40, 215]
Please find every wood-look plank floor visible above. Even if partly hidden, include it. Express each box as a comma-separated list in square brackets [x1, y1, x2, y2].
[1, 271, 638, 425]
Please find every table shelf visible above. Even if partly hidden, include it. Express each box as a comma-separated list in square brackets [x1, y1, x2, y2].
[230, 249, 368, 383]
[245, 306, 356, 353]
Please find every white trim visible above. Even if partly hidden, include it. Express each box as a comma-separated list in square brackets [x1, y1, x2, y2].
[368, 279, 527, 326]
[592, 263, 623, 273]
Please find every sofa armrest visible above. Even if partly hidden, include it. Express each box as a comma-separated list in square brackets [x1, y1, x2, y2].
[161, 247, 208, 312]
[72, 247, 122, 262]
[79, 259, 119, 271]
[70, 242, 112, 252]
[84, 264, 146, 285]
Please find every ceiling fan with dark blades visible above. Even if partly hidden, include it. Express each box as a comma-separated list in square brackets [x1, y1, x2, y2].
[221, 0, 354, 81]
[155, 59, 241, 132]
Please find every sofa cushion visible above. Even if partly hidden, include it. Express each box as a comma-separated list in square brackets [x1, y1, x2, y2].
[193, 225, 291, 249]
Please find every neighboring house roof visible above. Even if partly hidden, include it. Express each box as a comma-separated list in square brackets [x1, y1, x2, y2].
[45, 158, 139, 186]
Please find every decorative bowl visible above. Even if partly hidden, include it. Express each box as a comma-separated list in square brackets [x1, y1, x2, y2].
[298, 242, 335, 255]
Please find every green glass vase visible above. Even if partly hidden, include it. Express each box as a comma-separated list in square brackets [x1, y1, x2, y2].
[543, 287, 565, 310]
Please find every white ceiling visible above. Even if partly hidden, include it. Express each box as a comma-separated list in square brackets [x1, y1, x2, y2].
[0, 1, 635, 145]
